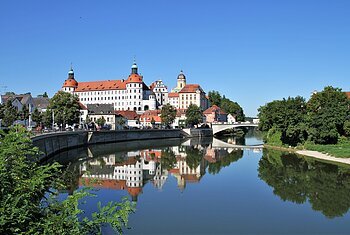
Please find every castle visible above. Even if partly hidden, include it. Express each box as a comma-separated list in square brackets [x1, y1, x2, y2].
[62, 62, 209, 114]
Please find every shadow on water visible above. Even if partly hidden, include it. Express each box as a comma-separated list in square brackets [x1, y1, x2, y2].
[259, 148, 350, 218]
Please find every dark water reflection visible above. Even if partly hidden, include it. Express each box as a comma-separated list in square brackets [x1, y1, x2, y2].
[51, 136, 350, 234]
[259, 148, 350, 219]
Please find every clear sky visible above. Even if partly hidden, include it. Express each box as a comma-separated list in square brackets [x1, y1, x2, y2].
[0, 0, 349, 116]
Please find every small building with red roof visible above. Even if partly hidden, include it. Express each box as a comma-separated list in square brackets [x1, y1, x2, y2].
[203, 105, 227, 123]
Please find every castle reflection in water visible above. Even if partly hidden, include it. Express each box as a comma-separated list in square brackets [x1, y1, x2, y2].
[75, 137, 250, 201]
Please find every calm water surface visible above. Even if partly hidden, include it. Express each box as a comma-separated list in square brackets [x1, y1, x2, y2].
[52, 133, 350, 235]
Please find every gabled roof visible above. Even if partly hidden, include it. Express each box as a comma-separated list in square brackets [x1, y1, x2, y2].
[1, 93, 32, 105]
[32, 97, 50, 110]
[115, 110, 139, 120]
[75, 80, 127, 92]
[179, 84, 202, 93]
[203, 105, 226, 115]
[87, 103, 114, 114]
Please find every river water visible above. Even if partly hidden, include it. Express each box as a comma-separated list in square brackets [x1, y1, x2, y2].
[51, 133, 350, 235]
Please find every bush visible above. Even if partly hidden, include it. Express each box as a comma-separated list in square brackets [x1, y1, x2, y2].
[0, 126, 134, 234]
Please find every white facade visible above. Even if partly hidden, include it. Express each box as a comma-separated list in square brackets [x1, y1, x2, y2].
[61, 63, 157, 113]
[151, 80, 169, 108]
[168, 93, 180, 109]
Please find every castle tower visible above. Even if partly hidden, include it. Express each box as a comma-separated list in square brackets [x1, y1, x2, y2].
[126, 61, 143, 112]
[62, 67, 78, 94]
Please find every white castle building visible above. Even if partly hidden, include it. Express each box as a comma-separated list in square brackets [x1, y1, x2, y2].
[62, 62, 157, 113]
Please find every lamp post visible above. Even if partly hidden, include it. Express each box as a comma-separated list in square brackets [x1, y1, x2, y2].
[52, 110, 55, 130]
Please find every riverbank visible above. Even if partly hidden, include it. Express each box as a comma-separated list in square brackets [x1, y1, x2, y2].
[264, 144, 350, 166]
[32, 128, 213, 160]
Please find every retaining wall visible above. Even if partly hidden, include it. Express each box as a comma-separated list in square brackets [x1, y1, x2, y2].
[32, 128, 212, 160]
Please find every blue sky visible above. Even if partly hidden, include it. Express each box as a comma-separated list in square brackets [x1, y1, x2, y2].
[0, 0, 349, 116]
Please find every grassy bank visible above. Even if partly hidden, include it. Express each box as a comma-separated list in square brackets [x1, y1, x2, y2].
[303, 141, 350, 158]
[264, 140, 350, 158]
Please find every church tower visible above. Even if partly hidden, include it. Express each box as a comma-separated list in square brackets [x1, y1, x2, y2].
[177, 70, 186, 89]
[172, 70, 187, 93]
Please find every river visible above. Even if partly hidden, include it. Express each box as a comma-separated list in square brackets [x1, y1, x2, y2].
[50, 133, 350, 234]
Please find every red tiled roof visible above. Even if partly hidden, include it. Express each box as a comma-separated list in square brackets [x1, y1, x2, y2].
[78, 102, 88, 110]
[142, 110, 161, 116]
[345, 92, 350, 99]
[75, 80, 126, 92]
[115, 110, 139, 120]
[126, 74, 143, 83]
[168, 92, 179, 98]
[179, 84, 201, 93]
[149, 82, 156, 91]
[127, 187, 142, 197]
[182, 174, 200, 182]
[63, 78, 78, 88]
[79, 178, 127, 190]
[203, 105, 226, 115]
[168, 169, 180, 174]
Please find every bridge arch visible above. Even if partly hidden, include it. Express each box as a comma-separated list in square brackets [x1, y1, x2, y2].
[211, 123, 258, 135]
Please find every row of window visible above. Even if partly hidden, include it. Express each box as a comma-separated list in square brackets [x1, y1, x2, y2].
[79, 95, 143, 102]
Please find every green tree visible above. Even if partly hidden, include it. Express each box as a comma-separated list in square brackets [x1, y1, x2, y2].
[19, 105, 30, 121]
[344, 120, 350, 138]
[42, 92, 49, 98]
[96, 117, 106, 127]
[185, 146, 203, 170]
[221, 97, 245, 122]
[42, 110, 53, 128]
[258, 96, 307, 146]
[46, 91, 80, 127]
[160, 104, 176, 128]
[208, 90, 222, 106]
[307, 86, 350, 144]
[31, 108, 42, 126]
[0, 100, 18, 127]
[160, 148, 177, 170]
[0, 126, 134, 234]
[185, 104, 203, 127]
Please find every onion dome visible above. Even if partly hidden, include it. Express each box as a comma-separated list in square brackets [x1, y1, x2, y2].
[131, 60, 138, 74]
[177, 70, 186, 80]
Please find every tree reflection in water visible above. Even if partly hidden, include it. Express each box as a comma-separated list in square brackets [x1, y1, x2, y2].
[258, 148, 350, 218]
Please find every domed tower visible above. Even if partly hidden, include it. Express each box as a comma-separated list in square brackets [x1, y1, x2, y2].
[126, 61, 143, 112]
[177, 70, 186, 90]
[62, 67, 78, 94]
[171, 70, 187, 93]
